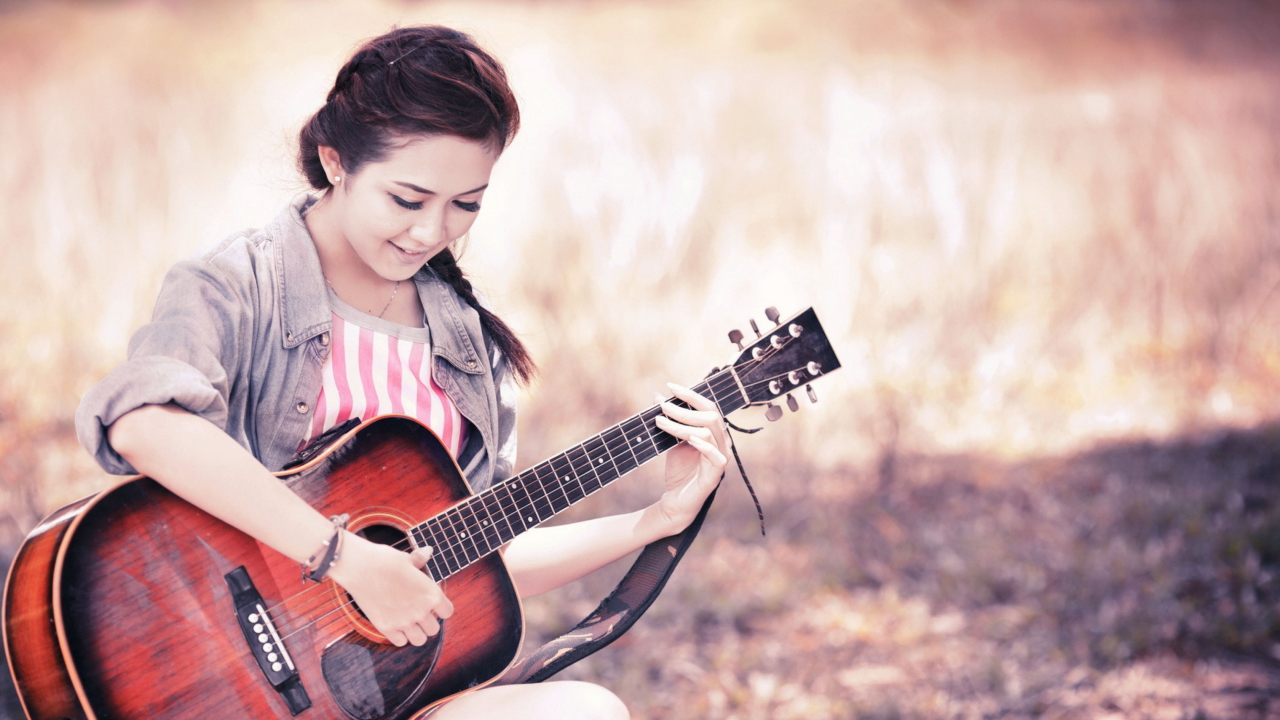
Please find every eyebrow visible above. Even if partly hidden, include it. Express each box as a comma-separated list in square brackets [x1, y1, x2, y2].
[393, 181, 489, 196]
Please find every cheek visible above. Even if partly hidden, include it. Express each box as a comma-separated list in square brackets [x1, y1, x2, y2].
[350, 195, 409, 240]
[446, 211, 480, 242]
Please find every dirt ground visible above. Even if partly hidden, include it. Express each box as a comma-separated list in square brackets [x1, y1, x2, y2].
[520, 423, 1280, 719]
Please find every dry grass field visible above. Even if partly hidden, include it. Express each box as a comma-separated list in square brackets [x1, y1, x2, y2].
[3, 0, 1280, 717]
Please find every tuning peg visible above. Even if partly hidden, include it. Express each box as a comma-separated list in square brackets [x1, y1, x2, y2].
[765, 403, 783, 422]
[806, 383, 817, 403]
[786, 393, 799, 412]
[749, 318, 762, 338]
[765, 307, 780, 325]
[729, 329, 744, 351]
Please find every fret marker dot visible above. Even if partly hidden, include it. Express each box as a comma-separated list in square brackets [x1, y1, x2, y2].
[597, 458, 604, 464]
[527, 516, 534, 523]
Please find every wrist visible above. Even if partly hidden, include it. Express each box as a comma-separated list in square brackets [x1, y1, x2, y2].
[324, 530, 363, 586]
[638, 503, 684, 542]
[300, 514, 351, 583]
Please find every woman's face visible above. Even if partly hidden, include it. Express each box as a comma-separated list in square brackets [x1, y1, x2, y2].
[320, 134, 498, 282]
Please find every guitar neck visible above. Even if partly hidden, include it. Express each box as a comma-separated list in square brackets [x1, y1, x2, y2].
[409, 368, 749, 581]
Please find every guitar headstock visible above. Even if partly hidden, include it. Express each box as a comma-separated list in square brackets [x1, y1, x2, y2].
[728, 307, 841, 417]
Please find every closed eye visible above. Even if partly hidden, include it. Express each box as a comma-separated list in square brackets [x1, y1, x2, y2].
[390, 194, 423, 211]
[454, 200, 481, 213]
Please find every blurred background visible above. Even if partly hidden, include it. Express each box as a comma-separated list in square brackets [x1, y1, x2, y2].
[3, 0, 1280, 717]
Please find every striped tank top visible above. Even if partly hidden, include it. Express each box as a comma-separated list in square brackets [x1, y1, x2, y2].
[302, 289, 468, 457]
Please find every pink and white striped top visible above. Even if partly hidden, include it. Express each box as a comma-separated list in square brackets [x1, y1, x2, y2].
[302, 292, 468, 457]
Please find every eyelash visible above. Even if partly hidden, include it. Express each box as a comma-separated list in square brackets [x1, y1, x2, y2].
[390, 194, 481, 213]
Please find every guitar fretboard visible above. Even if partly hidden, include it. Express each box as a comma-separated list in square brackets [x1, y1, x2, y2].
[410, 369, 748, 581]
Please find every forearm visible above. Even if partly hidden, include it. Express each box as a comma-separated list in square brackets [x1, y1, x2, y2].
[502, 505, 679, 598]
[108, 403, 335, 565]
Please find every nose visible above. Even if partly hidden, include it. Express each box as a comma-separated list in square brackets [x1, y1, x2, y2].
[408, 207, 448, 248]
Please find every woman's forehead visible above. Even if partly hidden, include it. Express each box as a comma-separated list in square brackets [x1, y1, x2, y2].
[369, 134, 497, 191]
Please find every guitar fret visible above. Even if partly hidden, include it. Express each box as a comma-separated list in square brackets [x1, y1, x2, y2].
[422, 520, 460, 576]
[538, 461, 574, 512]
[409, 524, 446, 581]
[470, 494, 505, 550]
[450, 505, 487, 559]
[582, 435, 619, 485]
[621, 415, 658, 465]
[490, 483, 522, 540]
[568, 444, 603, 493]
[609, 427, 637, 474]
[549, 454, 587, 505]
[435, 509, 465, 565]
[527, 469, 558, 519]
[507, 475, 541, 529]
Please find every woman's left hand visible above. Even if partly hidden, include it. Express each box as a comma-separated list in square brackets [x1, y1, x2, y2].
[651, 382, 730, 535]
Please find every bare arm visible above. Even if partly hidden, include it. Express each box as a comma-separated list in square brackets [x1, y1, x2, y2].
[108, 403, 453, 647]
[502, 383, 728, 598]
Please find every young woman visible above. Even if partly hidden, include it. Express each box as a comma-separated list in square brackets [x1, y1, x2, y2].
[75, 25, 728, 720]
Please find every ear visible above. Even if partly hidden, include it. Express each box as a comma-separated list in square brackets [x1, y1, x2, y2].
[317, 146, 344, 184]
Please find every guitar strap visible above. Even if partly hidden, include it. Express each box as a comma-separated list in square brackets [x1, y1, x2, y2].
[493, 486, 718, 686]
[496, 420, 764, 686]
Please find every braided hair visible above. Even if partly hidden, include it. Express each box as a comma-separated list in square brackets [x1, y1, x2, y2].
[298, 26, 535, 385]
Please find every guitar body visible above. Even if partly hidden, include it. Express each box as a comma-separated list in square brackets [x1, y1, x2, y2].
[4, 416, 524, 720]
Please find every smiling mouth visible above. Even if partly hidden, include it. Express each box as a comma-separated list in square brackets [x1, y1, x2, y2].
[390, 242, 430, 261]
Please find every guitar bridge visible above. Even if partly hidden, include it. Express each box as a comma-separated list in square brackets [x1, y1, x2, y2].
[225, 566, 312, 715]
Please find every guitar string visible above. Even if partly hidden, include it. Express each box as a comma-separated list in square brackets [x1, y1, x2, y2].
[269, 391, 717, 638]
[260, 340, 802, 632]
[265, 375, 748, 640]
[274, 371, 806, 641]
[262, 394, 700, 628]
[263, 339, 806, 635]
[262, 344, 798, 632]
[259, 368, 736, 625]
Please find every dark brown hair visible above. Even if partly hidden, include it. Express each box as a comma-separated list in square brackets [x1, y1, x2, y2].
[298, 26, 535, 384]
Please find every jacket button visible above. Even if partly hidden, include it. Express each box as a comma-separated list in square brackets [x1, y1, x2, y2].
[320, 332, 330, 346]
[296, 402, 309, 414]
[467, 359, 477, 368]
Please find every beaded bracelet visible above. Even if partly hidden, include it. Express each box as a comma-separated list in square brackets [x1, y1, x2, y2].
[302, 513, 350, 583]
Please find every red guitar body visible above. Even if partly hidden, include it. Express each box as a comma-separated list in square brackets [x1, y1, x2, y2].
[3, 416, 523, 720]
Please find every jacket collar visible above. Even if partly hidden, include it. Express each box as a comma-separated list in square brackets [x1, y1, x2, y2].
[414, 268, 484, 375]
[273, 196, 331, 349]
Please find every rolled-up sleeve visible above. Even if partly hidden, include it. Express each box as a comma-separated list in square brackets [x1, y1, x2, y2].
[76, 248, 252, 474]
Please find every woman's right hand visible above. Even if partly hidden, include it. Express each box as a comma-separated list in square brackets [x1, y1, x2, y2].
[326, 533, 454, 647]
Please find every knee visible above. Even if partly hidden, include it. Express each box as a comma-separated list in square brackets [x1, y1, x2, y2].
[556, 681, 629, 720]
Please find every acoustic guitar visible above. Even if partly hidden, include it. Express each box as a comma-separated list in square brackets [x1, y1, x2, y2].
[3, 307, 840, 720]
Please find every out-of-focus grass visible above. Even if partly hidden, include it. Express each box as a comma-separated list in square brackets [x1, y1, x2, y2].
[3, 0, 1280, 717]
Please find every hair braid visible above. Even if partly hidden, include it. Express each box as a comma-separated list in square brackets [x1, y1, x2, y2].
[428, 249, 536, 385]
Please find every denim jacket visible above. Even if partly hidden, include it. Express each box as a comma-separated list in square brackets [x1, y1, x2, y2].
[75, 196, 517, 492]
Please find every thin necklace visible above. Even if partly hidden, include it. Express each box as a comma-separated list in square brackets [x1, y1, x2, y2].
[325, 276, 400, 318]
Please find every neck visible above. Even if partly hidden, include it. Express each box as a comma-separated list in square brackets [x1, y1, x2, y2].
[305, 194, 410, 320]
